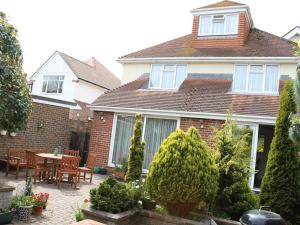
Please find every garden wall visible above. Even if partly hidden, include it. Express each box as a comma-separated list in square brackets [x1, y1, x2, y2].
[0, 102, 70, 157]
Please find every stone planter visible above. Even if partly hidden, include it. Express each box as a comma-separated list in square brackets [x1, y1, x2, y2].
[0, 185, 15, 209]
[17, 205, 33, 221]
[0, 210, 15, 224]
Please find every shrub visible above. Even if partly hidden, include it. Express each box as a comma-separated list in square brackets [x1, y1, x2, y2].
[146, 127, 219, 217]
[125, 114, 145, 182]
[260, 81, 300, 225]
[213, 114, 258, 220]
[89, 177, 135, 214]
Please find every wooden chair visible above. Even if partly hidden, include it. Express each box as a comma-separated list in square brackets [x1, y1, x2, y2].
[77, 153, 97, 184]
[25, 150, 52, 184]
[56, 156, 80, 189]
[5, 149, 27, 179]
[64, 150, 80, 157]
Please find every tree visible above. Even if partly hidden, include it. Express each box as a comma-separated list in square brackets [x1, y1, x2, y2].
[0, 12, 32, 132]
[147, 127, 219, 217]
[125, 114, 145, 182]
[260, 81, 300, 225]
[213, 115, 258, 220]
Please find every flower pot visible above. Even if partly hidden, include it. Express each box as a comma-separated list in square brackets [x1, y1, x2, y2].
[0, 130, 7, 136]
[142, 199, 156, 210]
[33, 205, 43, 215]
[17, 205, 33, 221]
[10, 132, 17, 137]
[112, 170, 125, 181]
[0, 210, 14, 224]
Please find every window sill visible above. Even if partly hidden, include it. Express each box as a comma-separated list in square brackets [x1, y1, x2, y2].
[197, 34, 238, 38]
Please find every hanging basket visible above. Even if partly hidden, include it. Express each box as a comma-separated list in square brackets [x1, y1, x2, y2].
[289, 123, 300, 144]
[0, 130, 7, 136]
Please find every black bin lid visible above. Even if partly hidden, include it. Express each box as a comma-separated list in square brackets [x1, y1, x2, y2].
[240, 209, 286, 225]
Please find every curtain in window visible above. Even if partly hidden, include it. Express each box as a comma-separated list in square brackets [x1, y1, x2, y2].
[143, 118, 177, 169]
[265, 65, 279, 92]
[212, 21, 224, 35]
[112, 116, 135, 164]
[199, 16, 211, 35]
[248, 65, 263, 92]
[232, 65, 247, 91]
[150, 65, 162, 88]
[174, 65, 187, 88]
[161, 65, 175, 89]
[225, 15, 238, 34]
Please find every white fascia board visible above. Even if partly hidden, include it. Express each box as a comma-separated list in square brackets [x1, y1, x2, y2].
[89, 106, 276, 125]
[33, 98, 74, 109]
[117, 57, 298, 64]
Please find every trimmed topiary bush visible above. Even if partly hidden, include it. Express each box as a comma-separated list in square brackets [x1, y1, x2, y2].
[125, 114, 145, 182]
[89, 177, 135, 214]
[146, 127, 219, 217]
[260, 81, 300, 225]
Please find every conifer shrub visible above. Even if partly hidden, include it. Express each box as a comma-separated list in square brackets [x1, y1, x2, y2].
[260, 81, 300, 225]
[125, 114, 145, 182]
[146, 127, 219, 217]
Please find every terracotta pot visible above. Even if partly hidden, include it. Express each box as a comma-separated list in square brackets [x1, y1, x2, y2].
[33, 205, 43, 215]
[0, 130, 7, 136]
[142, 199, 156, 210]
[166, 202, 197, 217]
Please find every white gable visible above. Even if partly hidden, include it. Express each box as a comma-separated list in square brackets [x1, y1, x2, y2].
[283, 26, 300, 43]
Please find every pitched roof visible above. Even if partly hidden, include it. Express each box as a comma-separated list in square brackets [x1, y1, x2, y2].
[120, 29, 296, 59]
[196, 0, 246, 9]
[59, 52, 121, 90]
[92, 75, 281, 118]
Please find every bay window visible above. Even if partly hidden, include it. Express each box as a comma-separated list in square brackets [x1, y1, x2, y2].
[232, 65, 279, 94]
[149, 64, 187, 89]
[42, 75, 64, 93]
[109, 115, 178, 169]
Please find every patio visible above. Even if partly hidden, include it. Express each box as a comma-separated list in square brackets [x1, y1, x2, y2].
[1, 171, 107, 225]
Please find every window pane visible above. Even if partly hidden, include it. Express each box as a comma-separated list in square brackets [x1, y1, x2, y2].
[150, 65, 161, 88]
[199, 16, 211, 35]
[225, 14, 238, 33]
[164, 65, 174, 71]
[161, 71, 174, 89]
[248, 65, 263, 92]
[42, 81, 47, 92]
[265, 65, 279, 92]
[47, 81, 59, 93]
[233, 65, 247, 91]
[143, 118, 177, 169]
[212, 21, 224, 35]
[112, 116, 135, 164]
[58, 81, 64, 93]
[174, 65, 187, 88]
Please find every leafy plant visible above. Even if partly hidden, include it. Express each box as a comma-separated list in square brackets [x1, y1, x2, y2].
[24, 177, 33, 196]
[90, 177, 135, 214]
[260, 81, 300, 225]
[114, 157, 128, 173]
[12, 196, 34, 207]
[33, 193, 48, 207]
[73, 204, 84, 222]
[147, 127, 219, 217]
[125, 114, 145, 182]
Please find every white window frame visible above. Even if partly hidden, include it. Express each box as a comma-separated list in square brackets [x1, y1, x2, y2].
[198, 13, 239, 36]
[148, 64, 188, 90]
[232, 64, 280, 94]
[108, 113, 180, 171]
[42, 75, 64, 94]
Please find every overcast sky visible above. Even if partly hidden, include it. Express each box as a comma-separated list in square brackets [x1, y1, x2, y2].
[1, 0, 299, 79]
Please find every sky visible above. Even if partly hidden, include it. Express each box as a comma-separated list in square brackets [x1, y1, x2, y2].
[1, 0, 299, 79]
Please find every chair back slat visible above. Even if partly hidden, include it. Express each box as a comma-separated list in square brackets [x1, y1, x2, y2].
[60, 156, 80, 171]
[26, 151, 37, 168]
[8, 149, 26, 164]
[86, 153, 97, 169]
[64, 150, 80, 157]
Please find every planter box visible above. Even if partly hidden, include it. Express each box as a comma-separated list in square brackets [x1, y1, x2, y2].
[0, 210, 14, 224]
[0, 184, 15, 209]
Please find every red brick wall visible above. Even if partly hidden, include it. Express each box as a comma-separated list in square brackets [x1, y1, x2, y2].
[0, 102, 70, 157]
[180, 118, 224, 146]
[89, 111, 114, 167]
[191, 12, 250, 48]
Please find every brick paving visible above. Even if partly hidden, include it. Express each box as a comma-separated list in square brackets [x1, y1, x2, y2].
[1, 172, 107, 225]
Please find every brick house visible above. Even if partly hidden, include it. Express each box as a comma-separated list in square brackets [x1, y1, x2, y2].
[89, 0, 298, 190]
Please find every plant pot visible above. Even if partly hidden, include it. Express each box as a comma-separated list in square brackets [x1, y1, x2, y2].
[10, 132, 17, 137]
[142, 199, 156, 210]
[0, 130, 7, 136]
[0, 210, 15, 224]
[17, 205, 33, 221]
[166, 202, 197, 217]
[33, 205, 43, 215]
[112, 170, 125, 181]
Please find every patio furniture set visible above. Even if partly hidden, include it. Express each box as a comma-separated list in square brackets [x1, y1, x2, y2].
[2, 149, 97, 189]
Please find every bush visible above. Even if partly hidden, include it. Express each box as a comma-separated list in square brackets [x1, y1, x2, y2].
[90, 177, 135, 214]
[146, 127, 219, 217]
[213, 115, 258, 220]
[125, 114, 145, 182]
[260, 81, 300, 225]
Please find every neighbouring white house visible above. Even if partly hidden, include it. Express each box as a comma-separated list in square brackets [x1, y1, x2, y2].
[283, 26, 300, 43]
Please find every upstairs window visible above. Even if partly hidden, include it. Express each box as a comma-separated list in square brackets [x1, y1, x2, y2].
[149, 64, 187, 89]
[42, 75, 64, 93]
[232, 65, 279, 94]
[198, 14, 238, 36]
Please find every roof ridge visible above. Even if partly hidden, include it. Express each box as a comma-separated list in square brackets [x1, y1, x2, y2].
[58, 51, 99, 71]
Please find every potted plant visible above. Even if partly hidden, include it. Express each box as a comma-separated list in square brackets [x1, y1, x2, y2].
[140, 180, 156, 210]
[0, 130, 7, 136]
[9, 132, 17, 137]
[113, 157, 128, 180]
[33, 193, 47, 215]
[73, 204, 84, 222]
[0, 208, 16, 224]
[14, 195, 34, 221]
[42, 193, 49, 209]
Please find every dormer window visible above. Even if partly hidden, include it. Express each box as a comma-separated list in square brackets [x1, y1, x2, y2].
[149, 64, 187, 89]
[42, 75, 64, 93]
[198, 14, 238, 36]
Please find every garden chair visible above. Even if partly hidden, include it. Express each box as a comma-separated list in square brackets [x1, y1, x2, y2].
[64, 149, 80, 157]
[77, 153, 97, 184]
[56, 155, 80, 189]
[25, 150, 52, 184]
[5, 149, 27, 179]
